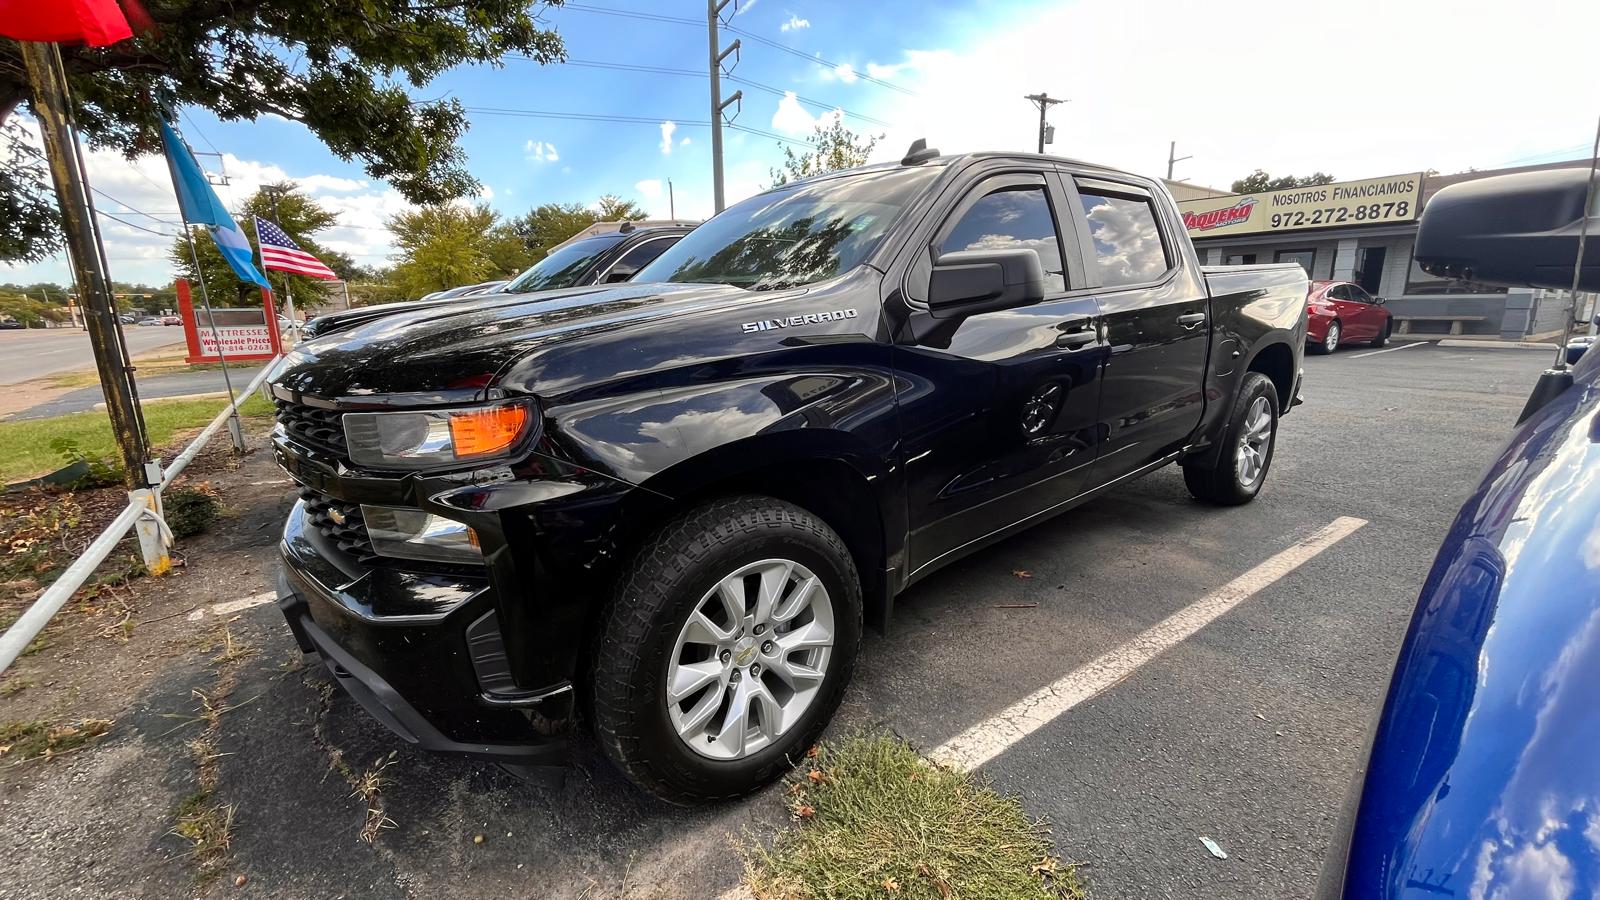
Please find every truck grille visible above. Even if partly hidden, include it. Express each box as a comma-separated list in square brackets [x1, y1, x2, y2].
[275, 400, 348, 457]
[301, 488, 377, 564]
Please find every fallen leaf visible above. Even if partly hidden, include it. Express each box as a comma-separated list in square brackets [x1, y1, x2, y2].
[1031, 857, 1059, 875]
[795, 805, 815, 819]
[1012, 570, 1033, 578]
[882, 877, 900, 893]
[807, 769, 825, 784]
[805, 745, 819, 759]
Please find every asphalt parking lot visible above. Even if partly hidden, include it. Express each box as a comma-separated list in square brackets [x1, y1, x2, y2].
[0, 339, 1553, 899]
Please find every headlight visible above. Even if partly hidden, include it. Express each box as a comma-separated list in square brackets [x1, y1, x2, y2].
[361, 506, 482, 564]
[343, 401, 534, 470]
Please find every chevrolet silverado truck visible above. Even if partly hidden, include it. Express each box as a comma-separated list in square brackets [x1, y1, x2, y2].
[267, 145, 1308, 803]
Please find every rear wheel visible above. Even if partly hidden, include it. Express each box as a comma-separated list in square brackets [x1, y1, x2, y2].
[591, 496, 862, 804]
[1183, 372, 1279, 506]
[1309, 320, 1340, 354]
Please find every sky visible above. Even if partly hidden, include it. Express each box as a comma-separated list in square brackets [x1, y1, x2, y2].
[6, 0, 1600, 288]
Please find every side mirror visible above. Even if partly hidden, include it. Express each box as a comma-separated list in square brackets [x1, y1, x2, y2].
[1414, 168, 1600, 292]
[927, 249, 1047, 319]
[1372, 296, 1386, 305]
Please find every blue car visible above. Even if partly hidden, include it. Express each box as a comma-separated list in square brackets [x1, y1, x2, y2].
[1321, 166, 1600, 896]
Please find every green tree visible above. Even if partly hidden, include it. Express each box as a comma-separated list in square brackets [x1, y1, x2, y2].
[387, 204, 498, 297]
[770, 118, 882, 187]
[0, 1, 566, 264]
[1229, 170, 1337, 194]
[0, 292, 68, 327]
[169, 182, 339, 308]
[596, 195, 648, 221]
[0, 120, 59, 264]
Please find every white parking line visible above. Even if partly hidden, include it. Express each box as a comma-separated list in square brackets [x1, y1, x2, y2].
[185, 590, 277, 622]
[1349, 341, 1429, 359]
[930, 515, 1368, 771]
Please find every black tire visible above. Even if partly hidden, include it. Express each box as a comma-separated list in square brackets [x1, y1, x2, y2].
[1182, 372, 1279, 506]
[1308, 320, 1340, 354]
[1371, 320, 1391, 347]
[590, 495, 862, 804]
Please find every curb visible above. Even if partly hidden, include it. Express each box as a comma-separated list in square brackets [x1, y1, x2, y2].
[92, 390, 234, 411]
[1437, 339, 1558, 351]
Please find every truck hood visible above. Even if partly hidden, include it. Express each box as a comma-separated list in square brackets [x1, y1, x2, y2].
[272, 282, 753, 401]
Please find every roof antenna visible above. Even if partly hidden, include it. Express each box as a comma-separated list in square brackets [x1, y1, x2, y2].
[902, 138, 940, 166]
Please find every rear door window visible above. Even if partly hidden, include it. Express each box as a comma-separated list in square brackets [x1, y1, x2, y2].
[1074, 187, 1171, 288]
[939, 185, 1067, 292]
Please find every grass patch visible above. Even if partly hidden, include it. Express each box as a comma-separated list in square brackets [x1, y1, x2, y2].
[0, 717, 113, 761]
[172, 788, 235, 878]
[0, 393, 272, 485]
[46, 354, 231, 390]
[746, 734, 1084, 900]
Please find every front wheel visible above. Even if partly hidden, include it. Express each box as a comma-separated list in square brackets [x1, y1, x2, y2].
[1371, 320, 1391, 347]
[1183, 372, 1279, 505]
[590, 496, 862, 804]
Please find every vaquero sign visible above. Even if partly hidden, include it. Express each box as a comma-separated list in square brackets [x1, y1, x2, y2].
[1178, 173, 1425, 238]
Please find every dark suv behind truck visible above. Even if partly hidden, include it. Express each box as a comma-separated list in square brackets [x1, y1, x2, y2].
[300, 224, 692, 339]
[268, 147, 1308, 802]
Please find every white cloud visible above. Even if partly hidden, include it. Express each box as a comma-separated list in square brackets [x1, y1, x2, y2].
[781, 12, 810, 31]
[831, 62, 857, 84]
[680, 136, 692, 147]
[733, 0, 758, 14]
[635, 179, 663, 199]
[771, 92, 842, 136]
[848, 0, 1600, 189]
[477, 184, 494, 200]
[523, 140, 559, 163]
[659, 120, 677, 155]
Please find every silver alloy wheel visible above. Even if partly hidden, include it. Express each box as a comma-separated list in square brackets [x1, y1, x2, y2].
[666, 558, 835, 761]
[1324, 322, 1340, 352]
[1234, 395, 1274, 489]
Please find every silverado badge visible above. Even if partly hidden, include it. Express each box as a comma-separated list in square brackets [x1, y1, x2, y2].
[741, 308, 859, 333]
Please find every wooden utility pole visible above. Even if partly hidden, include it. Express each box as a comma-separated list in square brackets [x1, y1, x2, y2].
[20, 41, 153, 487]
[1024, 93, 1065, 154]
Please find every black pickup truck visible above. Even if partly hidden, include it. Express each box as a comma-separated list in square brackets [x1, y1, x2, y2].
[267, 146, 1308, 802]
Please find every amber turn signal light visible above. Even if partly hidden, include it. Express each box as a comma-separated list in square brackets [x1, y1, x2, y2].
[448, 404, 529, 458]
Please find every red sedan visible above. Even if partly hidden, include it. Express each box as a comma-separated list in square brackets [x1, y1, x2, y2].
[1306, 280, 1392, 354]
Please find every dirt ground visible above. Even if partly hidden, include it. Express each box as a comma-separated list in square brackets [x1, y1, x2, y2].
[0, 423, 778, 899]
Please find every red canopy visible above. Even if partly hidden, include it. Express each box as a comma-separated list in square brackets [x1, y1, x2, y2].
[0, 0, 133, 46]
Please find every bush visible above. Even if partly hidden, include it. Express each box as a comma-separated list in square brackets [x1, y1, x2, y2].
[164, 487, 221, 539]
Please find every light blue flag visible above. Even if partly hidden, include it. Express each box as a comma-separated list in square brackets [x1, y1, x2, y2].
[158, 120, 270, 289]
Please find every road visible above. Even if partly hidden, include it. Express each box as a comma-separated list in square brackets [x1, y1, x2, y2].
[0, 327, 188, 386]
[3, 364, 267, 420]
[0, 340, 1553, 898]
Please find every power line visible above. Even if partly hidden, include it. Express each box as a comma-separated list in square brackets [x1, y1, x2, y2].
[721, 24, 916, 96]
[517, 56, 895, 129]
[96, 209, 182, 238]
[561, 2, 917, 96]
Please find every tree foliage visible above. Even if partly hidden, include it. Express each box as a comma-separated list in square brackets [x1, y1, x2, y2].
[1229, 169, 1338, 194]
[387, 204, 500, 298]
[169, 182, 339, 308]
[0, 0, 566, 262]
[770, 118, 882, 187]
[0, 119, 60, 264]
[0, 292, 69, 327]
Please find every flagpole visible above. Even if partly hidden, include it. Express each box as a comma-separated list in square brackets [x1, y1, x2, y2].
[183, 227, 245, 452]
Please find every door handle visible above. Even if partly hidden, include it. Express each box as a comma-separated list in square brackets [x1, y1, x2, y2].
[1055, 329, 1097, 349]
[1176, 312, 1207, 329]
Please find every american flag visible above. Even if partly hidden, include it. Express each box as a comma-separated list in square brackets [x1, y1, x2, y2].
[254, 216, 337, 279]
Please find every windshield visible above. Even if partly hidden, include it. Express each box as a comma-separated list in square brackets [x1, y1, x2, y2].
[634, 165, 943, 290]
[504, 234, 625, 293]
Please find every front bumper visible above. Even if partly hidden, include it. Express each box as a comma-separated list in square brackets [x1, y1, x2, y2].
[277, 501, 571, 764]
